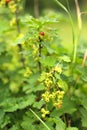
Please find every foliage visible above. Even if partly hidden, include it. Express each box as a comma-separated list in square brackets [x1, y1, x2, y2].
[0, 0, 87, 130]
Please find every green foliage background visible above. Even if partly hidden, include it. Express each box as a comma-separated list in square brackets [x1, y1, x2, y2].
[0, 0, 87, 130]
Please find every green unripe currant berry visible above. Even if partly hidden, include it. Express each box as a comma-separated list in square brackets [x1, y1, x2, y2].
[42, 114, 45, 118]
[9, 82, 19, 94]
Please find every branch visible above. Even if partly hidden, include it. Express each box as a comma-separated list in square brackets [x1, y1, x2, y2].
[38, 37, 42, 73]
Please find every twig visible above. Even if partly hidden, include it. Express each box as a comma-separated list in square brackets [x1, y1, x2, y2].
[82, 50, 87, 67]
[38, 38, 42, 73]
[80, 12, 87, 15]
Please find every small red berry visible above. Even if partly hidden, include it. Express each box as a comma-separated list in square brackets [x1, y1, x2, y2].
[40, 32, 45, 36]
[6, 0, 10, 3]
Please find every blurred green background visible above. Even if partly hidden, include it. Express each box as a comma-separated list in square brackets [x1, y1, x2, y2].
[23, 0, 87, 50]
[0, 0, 87, 50]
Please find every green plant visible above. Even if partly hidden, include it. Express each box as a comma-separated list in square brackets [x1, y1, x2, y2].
[0, 0, 87, 130]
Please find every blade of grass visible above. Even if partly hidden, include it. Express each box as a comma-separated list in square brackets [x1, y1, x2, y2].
[54, 0, 68, 13]
[66, 0, 76, 63]
[73, 0, 82, 63]
[54, 0, 76, 63]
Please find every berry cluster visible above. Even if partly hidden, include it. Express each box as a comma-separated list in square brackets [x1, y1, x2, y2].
[24, 67, 32, 78]
[0, 0, 11, 6]
[42, 90, 64, 109]
[39, 65, 65, 117]
[8, 0, 16, 13]
[41, 108, 50, 118]
[32, 44, 38, 56]
[0, 0, 21, 13]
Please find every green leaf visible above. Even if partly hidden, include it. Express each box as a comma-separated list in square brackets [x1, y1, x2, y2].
[40, 56, 56, 67]
[38, 72, 46, 82]
[55, 118, 66, 130]
[76, 65, 84, 75]
[81, 97, 87, 110]
[51, 96, 76, 117]
[21, 110, 36, 129]
[0, 43, 6, 55]
[66, 127, 78, 130]
[0, 20, 9, 34]
[33, 84, 45, 92]
[2, 94, 35, 112]
[2, 98, 18, 112]
[9, 125, 20, 130]
[43, 43, 57, 54]
[21, 119, 35, 130]
[0, 109, 5, 125]
[81, 73, 87, 82]
[1, 115, 10, 129]
[0, 54, 12, 64]
[33, 100, 45, 109]
[76, 67, 87, 82]
[59, 55, 71, 62]
[18, 95, 36, 109]
[58, 80, 68, 92]
[80, 108, 87, 127]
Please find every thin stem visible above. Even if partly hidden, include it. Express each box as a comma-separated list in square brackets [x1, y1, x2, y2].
[75, 0, 82, 31]
[68, 120, 71, 127]
[66, 0, 76, 63]
[81, 12, 87, 15]
[82, 50, 87, 67]
[72, 0, 82, 63]
[73, 37, 77, 63]
[63, 114, 67, 126]
[15, 7, 21, 33]
[66, 0, 71, 13]
[29, 108, 51, 130]
[54, 0, 68, 13]
[38, 37, 42, 73]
